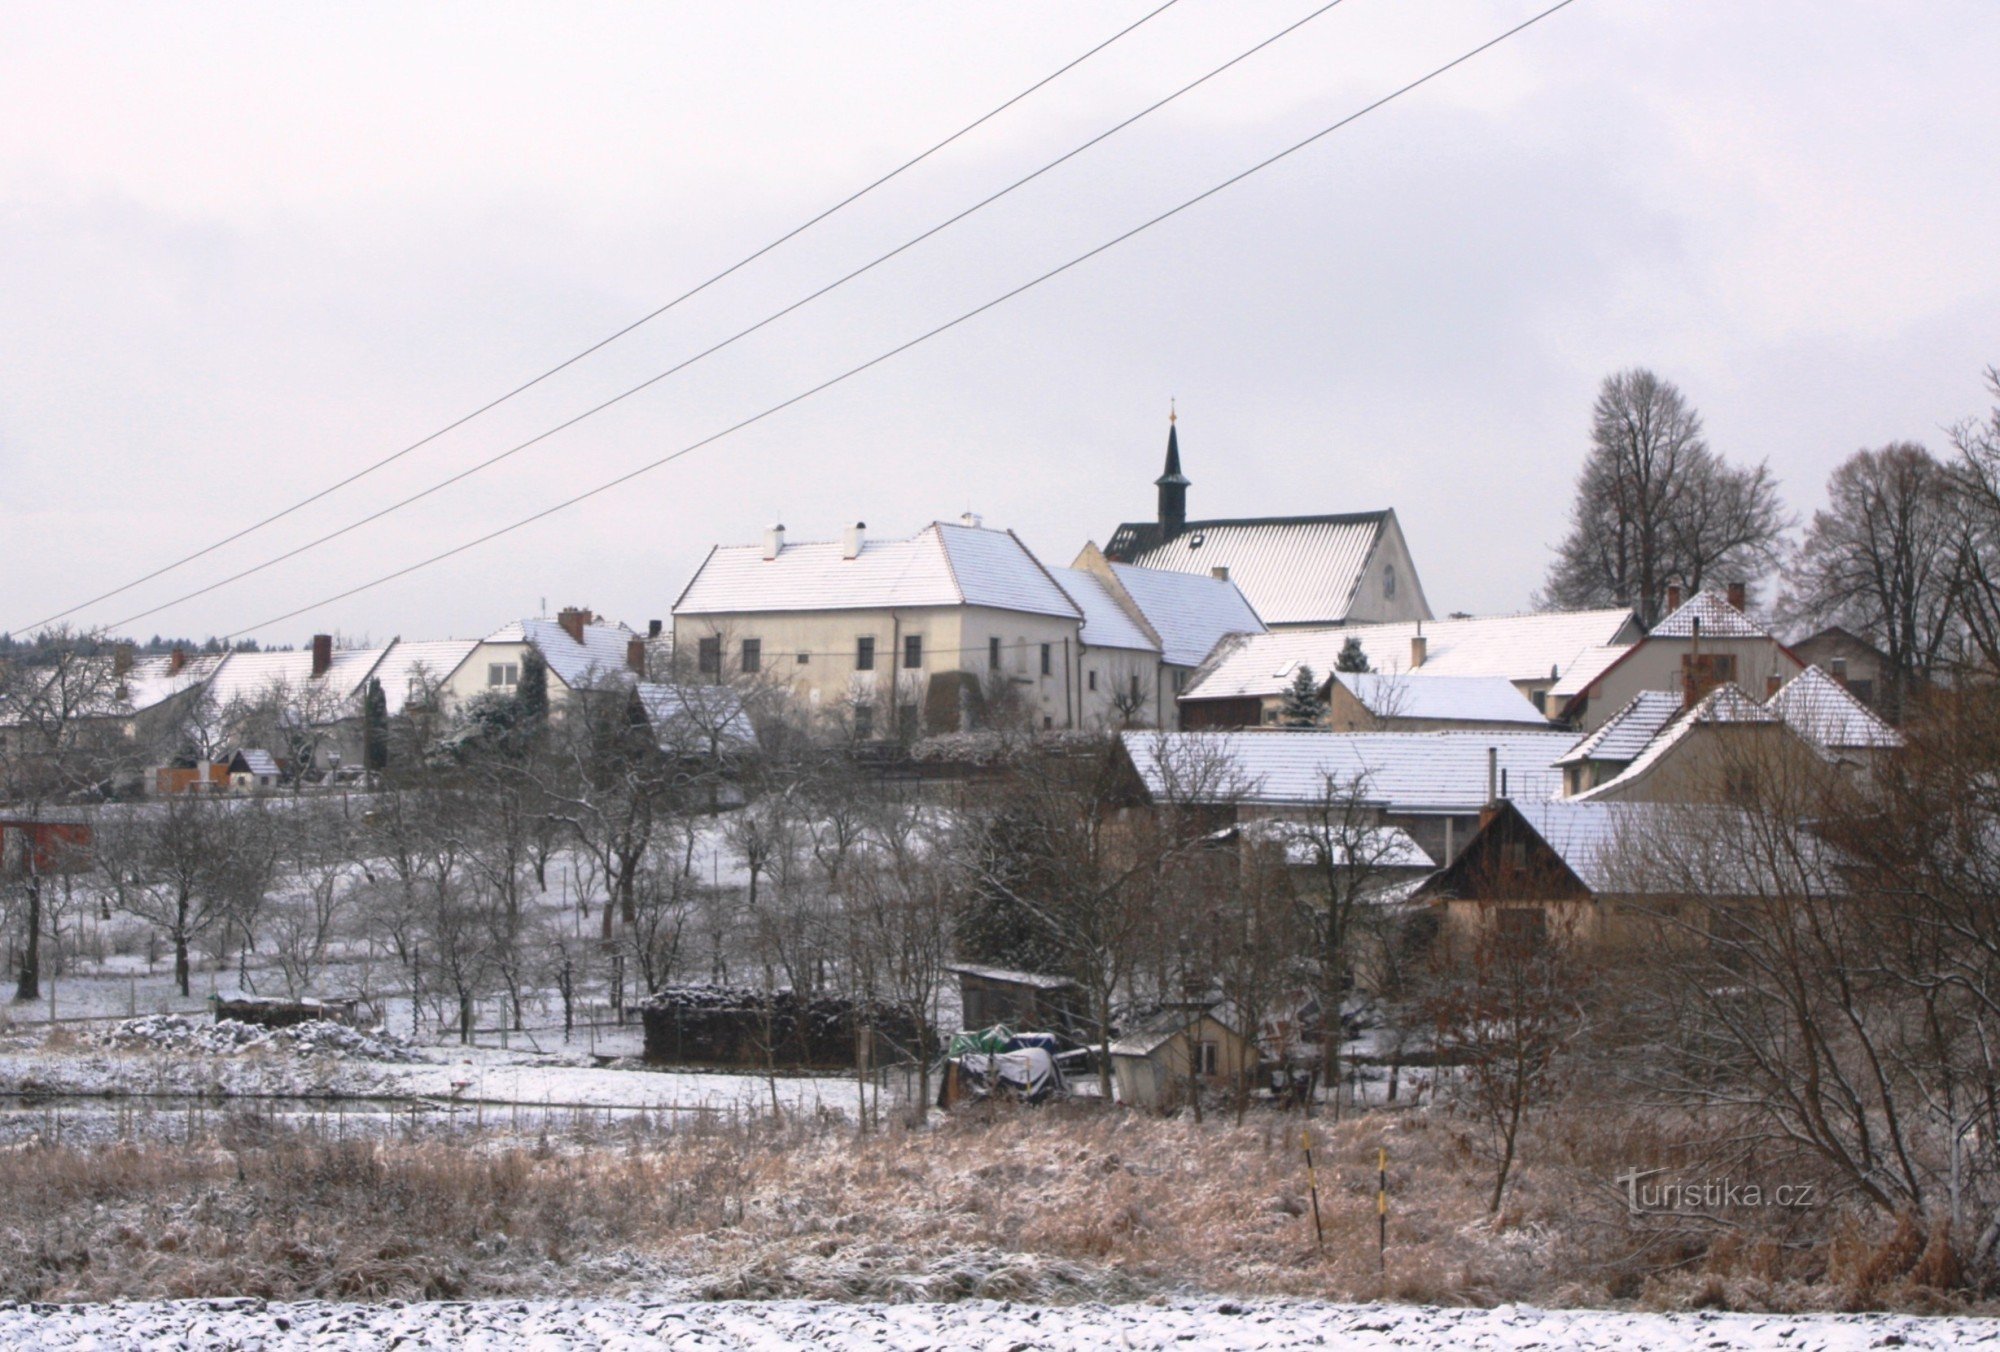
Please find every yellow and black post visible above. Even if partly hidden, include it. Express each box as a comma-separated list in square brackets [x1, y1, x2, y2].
[1377, 1146, 1388, 1276]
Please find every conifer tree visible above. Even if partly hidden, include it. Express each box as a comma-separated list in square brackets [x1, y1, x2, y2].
[1336, 637, 1370, 674]
[1279, 665, 1325, 727]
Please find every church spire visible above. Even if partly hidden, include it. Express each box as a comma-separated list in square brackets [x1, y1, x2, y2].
[1155, 402, 1189, 535]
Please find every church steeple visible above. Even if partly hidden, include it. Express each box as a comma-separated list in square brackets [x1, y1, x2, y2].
[1155, 403, 1189, 535]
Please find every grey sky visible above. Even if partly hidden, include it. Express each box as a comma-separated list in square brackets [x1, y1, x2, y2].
[2, 1, 1994, 646]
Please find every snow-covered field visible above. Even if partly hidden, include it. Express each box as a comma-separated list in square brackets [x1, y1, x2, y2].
[1, 1297, 1993, 1350]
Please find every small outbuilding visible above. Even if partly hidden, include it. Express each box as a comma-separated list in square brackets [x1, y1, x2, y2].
[228, 749, 282, 792]
[946, 963, 1084, 1035]
[1109, 1005, 1258, 1109]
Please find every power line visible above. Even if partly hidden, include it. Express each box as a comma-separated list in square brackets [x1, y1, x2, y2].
[13, 0, 1187, 636]
[93, 0, 1357, 634]
[221, 0, 1583, 642]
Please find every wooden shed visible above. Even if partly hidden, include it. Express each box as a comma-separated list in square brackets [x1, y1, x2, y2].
[946, 963, 1084, 1035]
[1109, 1005, 1258, 1109]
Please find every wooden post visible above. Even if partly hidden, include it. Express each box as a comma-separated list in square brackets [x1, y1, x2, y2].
[1302, 1128, 1325, 1249]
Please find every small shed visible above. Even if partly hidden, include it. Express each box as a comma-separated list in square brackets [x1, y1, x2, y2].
[228, 749, 281, 792]
[946, 963, 1084, 1035]
[1109, 1005, 1259, 1109]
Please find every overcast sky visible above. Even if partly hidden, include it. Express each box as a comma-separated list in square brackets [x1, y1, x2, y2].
[2, 1, 1994, 647]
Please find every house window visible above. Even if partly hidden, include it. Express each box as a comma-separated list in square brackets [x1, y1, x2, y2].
[1197, 1040, 1219, 1077]
[903, 635, 923, 669]
[487, 662, 519, 688]
[989, 637, 1002, 671]
[741, 639, 762, 674]
[1087, 670, 1097, 692]
[856, 636, 875, 671]
[796, 651, 810, 665]
[854, 705, 874, 740]
[697, 636, 721, 676]
[1173, 668, 1186, 692]
[1043, 716, 1053, 729]
[1040, 643, 1052, 676]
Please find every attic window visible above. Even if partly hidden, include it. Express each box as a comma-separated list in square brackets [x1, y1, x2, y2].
[1187, 531, 1206, 549]
[1383, 563, 1397, 599]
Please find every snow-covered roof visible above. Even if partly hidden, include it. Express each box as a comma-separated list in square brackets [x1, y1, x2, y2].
[635, 681, 756, 752]
[366, 640, 480, 715]
[1547, 643, 1633, 701]
[1105, 513, 1396, 627]
[232, 749, 280, 777]
[486, 617, 638, 691]
[1052, 568, 1156, 653]
[205, 647, 386, 716]
[1108, 562, 1265, 667]
[1122, 729, 1570, 813]
[1649, 590, 1772, 639]
[1571, 685, 1785, 802]
[1182, 608, 1637, 703]
[1332, 673, 1548, 726]
[0, 651, 229, 726]
[673, 522, 1081, 621]
[1506, 798, 1833, 897]
[1220, 818, 1435, 870]
[944, 963, 1078, 990]
[1767, 666, 1902, 750]
[1556, 690, 1684, 766]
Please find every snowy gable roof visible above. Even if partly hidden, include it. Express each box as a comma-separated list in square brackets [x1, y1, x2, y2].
[486, 617, 637, 691]
[1333, 673, 1548, 726]
[1556, 690, 1684, 766]
[1649, 590, 1772, 640]
[635, 681, 756, 752]
[205, 647, 387, 716]
[1223, 818, 1435, 870]
[1570, 684, 1788, 801]
[1052, 568, 1155, 653]
[1105, 512, 1392, 626]
[1547, 643, 1633, 701]
[231, 749, 280, 777]
[1181, 608, 1637, 703]
[1108, 562, 1265, 667]
[367, 639, 480, 715]
[1121, 729, 1570, 813]
[1508, 798, 1833, 897]
[673, 522, 1080, 621]
[1768, 666, 1902, 750]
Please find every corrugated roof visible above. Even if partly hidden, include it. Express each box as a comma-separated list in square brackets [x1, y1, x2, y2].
[1108, 563, 1265, 667]
[1106, 513, 1390, 626]
[1333, 673, 1547, 726]
[1182, 608, 1637, 703]
[1052, 569, 1155, 653]
[1650, 590, 1771, 639]
[1768, 666, 1902, 750]
[674, 522, 1080, 622]
[1122, 729, 1570, 813]
[1556, 690, 1684, 766]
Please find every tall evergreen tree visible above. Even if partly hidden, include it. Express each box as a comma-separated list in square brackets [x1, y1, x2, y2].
[362, 677, 389, 772]
[1279, 665, 1325, 727]
[517, 645, 550, 723]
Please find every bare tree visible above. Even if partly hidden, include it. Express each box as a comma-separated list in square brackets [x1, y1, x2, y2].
[101, 794, 277, 997]
[1542, 369, 1790, 625]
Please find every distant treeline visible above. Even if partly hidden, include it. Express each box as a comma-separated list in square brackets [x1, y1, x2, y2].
[0, 633, 284, 665]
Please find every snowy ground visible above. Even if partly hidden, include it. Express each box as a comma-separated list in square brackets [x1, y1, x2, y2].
[1, 1297, 1994, 1350]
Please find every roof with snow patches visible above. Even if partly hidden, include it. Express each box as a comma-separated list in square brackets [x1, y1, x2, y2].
[1767, 666, 1903, 750]
[1107, 561, 1266, 667]
[1332, 672, 1548, 726]
[1104, 512, 1405, 627]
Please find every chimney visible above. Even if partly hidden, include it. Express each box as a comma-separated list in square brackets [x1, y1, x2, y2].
[627, 636, 647, 676]
[1210, 565, 1229, 582]
[113, 643, 134, 676]
[1829, 657, 1848, 686]
[843, 521, 866, 560]
[648, 619, 663, 639]
[1486, 746, 1498, 806]
[762, 524, 785, 560]
[1766, 672, 1783, 699]
[1726, 581, 1747, 612]
[311, 633, 333, 679]
[1665, 583, 1682, 613]
[1411, 633, 1427, 669]
[556, 607, 591, 644]
[959, 511, 983, 529]
[168, 646, 187, 676]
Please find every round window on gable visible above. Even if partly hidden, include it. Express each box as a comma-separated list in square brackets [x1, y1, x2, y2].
[1383, 563, 1397, 599]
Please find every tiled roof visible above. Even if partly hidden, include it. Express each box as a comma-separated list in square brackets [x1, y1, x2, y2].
[1768, 666, 1902, 750]
[1514, 799, 1727, 893]
[1571, 684, 1784, 801]
[1333, 673, 1547, 726]
[205, 648, 386, 716]
[1556, 690, 1684, 766]
[1108, 562, 1265, 667]
[1182, 608, 1637, 703]
[366, 640, 480, 715]
[1104, 512, 1393, 626]
[1122, 729, 1570, 813]
[674, 522, 1080, 622]
[1650, 590, 1771, 639]
[486, 618, 638, 691]
[1052, 568, 1156, 653]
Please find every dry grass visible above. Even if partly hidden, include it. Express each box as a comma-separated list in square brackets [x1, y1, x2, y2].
[0, 1102, 1989, 1310]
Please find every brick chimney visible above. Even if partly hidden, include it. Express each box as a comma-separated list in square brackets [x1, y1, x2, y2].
[648, 619, 663, 638]
[556, 607, 592, 644]
[311, 633, 333, 679]
[168, 646, 187, 676]
[627, 636, 647, 676]
[1726, 581, 1747, 611]
[842, 522, 866, 560]
[1665, 583, 1682, 613]
[1210, 566, 1229, 582]
[1411, 633, 1427, 669]
[113, 643, 134, 676]
[762, 524, 785, 561]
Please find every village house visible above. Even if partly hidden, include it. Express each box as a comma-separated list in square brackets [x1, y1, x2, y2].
[1765, 664, 1903, 765]
[1177, 607, 1638, 728]
[1120, 727, 1571, 867]
[440, 609, 644, 707]
[1789, 626, 1893, 713]
[1102, 416, 1433, 629]
[1557, 587, 1804, 733]
[1556, 684, 1828, 806]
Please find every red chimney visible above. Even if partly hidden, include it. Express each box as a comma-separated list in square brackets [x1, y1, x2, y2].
[311, 634, 333, 679]
[627, 636, 647, 676]
[1665, 583, 1682, 613]
[168, 646, 187, 676]
[557, 607, 592, 644]
[1766, 672, 1783, 699]
[1726, 581, 1746, 612]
